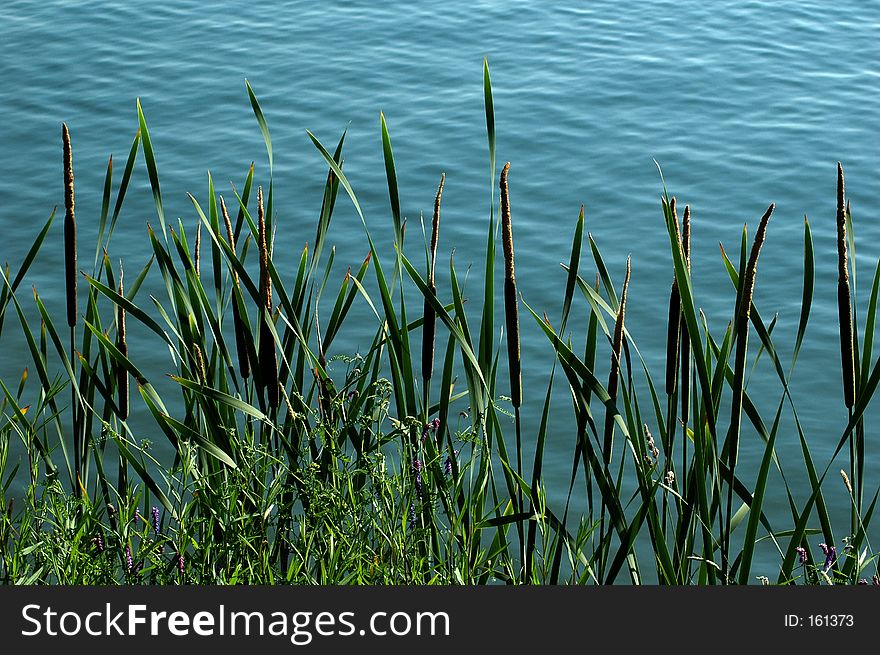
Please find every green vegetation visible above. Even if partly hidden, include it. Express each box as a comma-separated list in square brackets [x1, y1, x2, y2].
[0, 62, 876, 585]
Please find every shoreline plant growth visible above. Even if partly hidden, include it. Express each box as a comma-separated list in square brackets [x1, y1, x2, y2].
[0, 62, 877, 584]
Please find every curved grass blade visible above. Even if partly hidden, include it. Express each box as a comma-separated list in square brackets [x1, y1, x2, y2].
[245, 79, 273, 172]
[136, 99, 165, 240]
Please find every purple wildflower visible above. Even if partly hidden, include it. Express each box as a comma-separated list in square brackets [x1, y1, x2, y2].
[819, 543, 837, 572]
[125, 544, 133, 573]
[444, 450, 459, 477]
[92, 533, 104, 553]
[421, 418, 442, 443]
[151, 506, 161, 535]
[176, 552, 185, 575]
[796, 546, 807, 564]
[408, 504, 417, 529]
[412, 459, 423, 499]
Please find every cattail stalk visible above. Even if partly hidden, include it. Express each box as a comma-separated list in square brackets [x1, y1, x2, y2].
[257, 186, 279, 409]
[665, 197, 681, 395]
[117, 265, 129, 420]
[500, 162, 521, 408]
[220, 196, 250, 380]
[837, 162, 854, 409]
[62, 122, 81, 495]
[62, 123, 77, 328]
[422, 173, 444, 382]
[725, 202, 774, 581]
[500, 162, 526, 571]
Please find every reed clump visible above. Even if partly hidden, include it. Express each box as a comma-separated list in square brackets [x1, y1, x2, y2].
[0, 75, 875, 588]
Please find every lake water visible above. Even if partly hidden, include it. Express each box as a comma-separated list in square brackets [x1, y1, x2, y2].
[1, 0, 878, 579]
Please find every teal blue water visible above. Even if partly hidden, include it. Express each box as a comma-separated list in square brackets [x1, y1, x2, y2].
[1, 0, 878, 578]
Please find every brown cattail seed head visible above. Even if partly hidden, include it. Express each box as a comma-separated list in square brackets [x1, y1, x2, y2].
[62, 123, 77, 327]
[682, 205, 691, 269]
[499, 162, 521, 408]
[665, 196, 682, 395]
[741, 203, 775, 320]
[836, 162, 855, 409]
[679, 204, 692, 422]
[193, 344, 206, 384]
[429, 172, 444, 284]
[220, 195, 236, 258]
[258, 186, 271, 312]
[194, 221, 201, 278]
[422, 173, 445, 382]
[500, 162, 515, 282]
[257, 186, 278, 408]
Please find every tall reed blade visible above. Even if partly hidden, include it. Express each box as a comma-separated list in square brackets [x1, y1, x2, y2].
[257, 186, 279, 408]
[117, 264, 128, 420]
[422, 173, 444, 382]
[221, 196, 250, 380]
[500, 162, 521, 408]
[62, 123, 77, 328]
[665, 197, 681, 395]
[837, 162, 854, 409]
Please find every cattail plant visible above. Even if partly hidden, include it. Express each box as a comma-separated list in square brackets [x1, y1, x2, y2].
[116, 264, 128, 420]
[220, 195, 250, 380]
[500, 161, 525, 568]
[665, 197, 681, 396]
[257, 186, 279, 409]
[836, 162, 854, 410]
[62, 122, 81, 495]
[421, 173, 444, 383]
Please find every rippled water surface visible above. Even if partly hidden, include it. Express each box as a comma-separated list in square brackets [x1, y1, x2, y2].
[1, 0, 878, 576]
